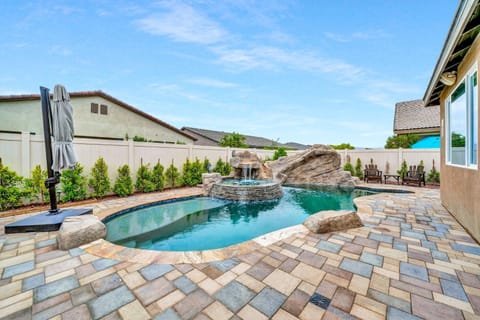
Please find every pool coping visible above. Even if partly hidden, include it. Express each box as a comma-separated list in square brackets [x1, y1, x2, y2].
[83, 184, 420, 264]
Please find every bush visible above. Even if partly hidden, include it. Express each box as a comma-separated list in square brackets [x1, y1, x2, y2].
[182, 158, 195, 186]
[343, 162, 355, 176]
[165, 161, 181, 188]
[213, 158, 232, 176]
[354, 158, 363, 179]
[0, 162, 24, 210]
[113, 165, 133, 197]
[152, 162, 165, 191]
[202, 158, 211, 173]
[23, 165, 48, 203]
[273, 147, 287, 160]
[427, 159, 440, 184]
[135, 163, 155, 193]
[385, 134, 419, 149]
[60, 163, 87, 202]
[397, 160, 408, 178]
[88, 157, 110, 198]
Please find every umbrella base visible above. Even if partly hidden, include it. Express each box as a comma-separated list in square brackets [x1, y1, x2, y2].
[5, 208, 93, 233]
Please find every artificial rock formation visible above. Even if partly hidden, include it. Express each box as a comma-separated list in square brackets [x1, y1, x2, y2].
[266, 144, 356, 188]
[58, 215, 107, 250]
[230, 150, 271, 180]
[202, 173, 223, 196]
[303, 210, 363, 234]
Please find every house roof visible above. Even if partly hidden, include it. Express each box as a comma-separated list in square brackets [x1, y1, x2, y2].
[0, 90, 196, 141]
[424, 0, 480, 106]
[394, 99, 440, 133]
[181, 126, 296, 149]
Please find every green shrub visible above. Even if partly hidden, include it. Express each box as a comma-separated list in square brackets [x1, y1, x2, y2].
[354, 158, 363, 179]
[427, 159, 440, 184]
[213, 158, 232, 176]
[23, 164, 48, 203]
[397, 160, 408, 178]
[135, 163, 155, 193]
[191, 158, 203, 184]
[165, 161, 181, 188]
[0, 162, 24, 210]
[60, 163, 87, 202]
[182, 158, 194, 186]
[343, 162, 355, 176]
[202, 158, 211, 173]
[152, 162, 165, 191]
[273, 147, 287, 160]
[113, 165, 134, 197]
[88, 157, 110, 198]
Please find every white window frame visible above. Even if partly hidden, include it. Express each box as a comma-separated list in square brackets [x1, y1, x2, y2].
[445, 63, 478, 169]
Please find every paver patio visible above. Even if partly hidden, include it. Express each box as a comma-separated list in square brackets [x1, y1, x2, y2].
[0, 185, 479, 319]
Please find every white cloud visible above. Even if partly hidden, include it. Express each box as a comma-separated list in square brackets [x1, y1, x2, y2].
[186, 78, 237, 88]
[324, 30, 389, 43]
[135, 2, 226, 44]
[49, 45, 72, 56]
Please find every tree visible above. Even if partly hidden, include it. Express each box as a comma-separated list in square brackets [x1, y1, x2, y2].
[0, 162, 24, 210]
[164, 161, 181, 188]
[88, 157, 110, 198]
[451, 132, 465, 147]
[113, 165, 134, 197]
[152, 162, 165, 191]
[354, 158, 363, 179]
[135, 163, 155, 193]
[60, 163, 87, 202]
[397, 160, 408, 178]
[330, 143, 355, 150]
[273, 147, 287, 160]
[213, 158, 232, 176]
[23, 165, 48, 203]
[385, 134, 419, 149]
[218, 132, 248, 148]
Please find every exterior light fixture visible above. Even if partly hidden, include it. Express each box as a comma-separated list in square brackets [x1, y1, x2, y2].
[439, 71, 457, 86]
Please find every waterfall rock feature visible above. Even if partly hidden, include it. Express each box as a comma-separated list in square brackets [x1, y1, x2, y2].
[266, 144, 356, 188]
[230, 150, 272, 180]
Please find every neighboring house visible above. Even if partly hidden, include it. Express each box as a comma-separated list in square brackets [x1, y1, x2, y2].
[423, 0, 480, 241]
[394, 99, 440, 148]
[0, 91, 195, 144]
[181, 126, 308, 149]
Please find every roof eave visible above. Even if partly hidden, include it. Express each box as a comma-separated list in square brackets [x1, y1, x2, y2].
[424, 0, 477, 106]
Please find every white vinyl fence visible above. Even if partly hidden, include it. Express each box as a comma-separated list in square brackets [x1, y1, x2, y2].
[0, 132, 287, 179]
[0, 132, 441, 180]
[337, 148, 441, 175]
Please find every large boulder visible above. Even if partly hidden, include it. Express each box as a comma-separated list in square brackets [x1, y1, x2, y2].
[304, 210, 363, 234]
[230, 150, 271, 180]
[57, 215, 106, 250]
[266, 144, 356, 188]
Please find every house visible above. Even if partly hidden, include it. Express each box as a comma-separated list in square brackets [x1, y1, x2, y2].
[393, 99, 440, 148]
[423, 0, 480, 241]
[181, 126, 308, 149]
[0, 90, 195, 144]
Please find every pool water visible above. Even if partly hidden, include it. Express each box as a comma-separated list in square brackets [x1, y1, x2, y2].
[105, 186, 367, 251]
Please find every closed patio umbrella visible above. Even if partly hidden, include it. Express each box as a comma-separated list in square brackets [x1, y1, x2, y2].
[51, 84, 77, 171]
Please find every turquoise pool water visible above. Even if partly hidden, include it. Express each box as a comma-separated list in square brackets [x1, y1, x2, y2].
[105, 186, 368, 251]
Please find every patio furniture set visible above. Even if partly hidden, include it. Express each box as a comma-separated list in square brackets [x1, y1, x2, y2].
[363, 164, 426, 186]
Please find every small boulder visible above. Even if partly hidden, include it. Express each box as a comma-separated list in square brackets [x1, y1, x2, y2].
[304, 210, 363, 234]
[58, 215, 106, 250]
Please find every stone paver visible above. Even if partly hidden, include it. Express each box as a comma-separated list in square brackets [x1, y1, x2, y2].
[0, 186, 479, 320]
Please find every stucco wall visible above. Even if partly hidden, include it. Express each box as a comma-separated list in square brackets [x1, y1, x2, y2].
[0, 95, 193, 144]
[440, 34, 480, 242]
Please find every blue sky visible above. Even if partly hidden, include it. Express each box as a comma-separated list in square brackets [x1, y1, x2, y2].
[1, 1, 458, 147]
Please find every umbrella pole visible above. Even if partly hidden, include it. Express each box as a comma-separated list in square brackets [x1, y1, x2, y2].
[40, 86, 60, 214]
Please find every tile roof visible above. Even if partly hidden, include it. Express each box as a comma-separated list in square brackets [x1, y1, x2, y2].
[393, 99, 440, 133]
[182, 127, 303, 149]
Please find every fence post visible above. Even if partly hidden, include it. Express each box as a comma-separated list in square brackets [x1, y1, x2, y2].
[188, 144, 193, 160]
[398, 147, 403, 170]
[226, 147, 231, 161]
[21, 131, 31, 177]
[128, 140, 135, 171]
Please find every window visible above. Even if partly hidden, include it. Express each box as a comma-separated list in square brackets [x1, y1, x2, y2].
[91, 103, 98, 113]
[446, 66, 478, 168]
[100, 104, 108, 115]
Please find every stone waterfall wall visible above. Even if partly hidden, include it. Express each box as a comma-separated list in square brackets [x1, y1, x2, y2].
[266, 144, 356, 188]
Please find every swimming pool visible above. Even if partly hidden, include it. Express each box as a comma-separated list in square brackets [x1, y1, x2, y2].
[104, 186, 369, 251]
